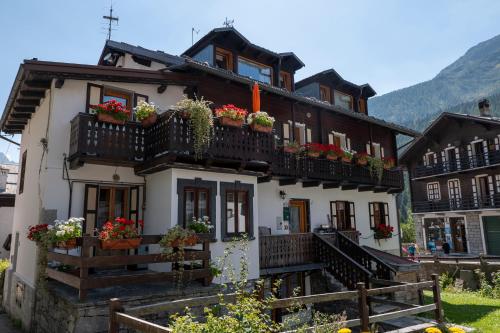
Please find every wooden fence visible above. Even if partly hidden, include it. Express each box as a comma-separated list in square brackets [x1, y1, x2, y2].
[46, 234, 212, 300]
[108, 274, 444, 333]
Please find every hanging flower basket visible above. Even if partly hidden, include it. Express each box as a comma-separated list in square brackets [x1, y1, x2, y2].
[97, 113, 126, 125]
[56, 239, 78, 250]
[140, 112, 158, 128]
[250, 122, 273, 133]
[219, 116, 244, 128]
[101, 238, 142, 250]
[168, 234, 199, 248]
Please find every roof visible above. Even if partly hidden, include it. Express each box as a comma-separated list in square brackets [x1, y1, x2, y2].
[183, 27, 305, 72]
[296, 69, 377, 98]
[0, 60, 199, 133]
[98, 40, 184, 67]
[399, 112, 500, 163]
[170, 58, 419, 137]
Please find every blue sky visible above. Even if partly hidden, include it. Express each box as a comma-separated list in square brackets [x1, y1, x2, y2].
[1, 0, 500, 162]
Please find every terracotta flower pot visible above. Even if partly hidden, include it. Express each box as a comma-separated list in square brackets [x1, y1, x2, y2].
[141, 113, 158, 128]
[357, 159, 368, 166]
[342, 156, 353, 163]
[250, 123, 273, 133]
[219, 116, 244, 128]
[326, 154, 339, 161]
[97, 113, 126, 126]
[307, 151, 321, 158]
[284, 146, 299, 154]
[56, 239, 77, 250]
[169, 235, 199, 248]
[100, 238, 142, 250]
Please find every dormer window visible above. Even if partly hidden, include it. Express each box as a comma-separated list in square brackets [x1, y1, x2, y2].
[238, 57, 272, 84]
[279, 71, 291, 91]
[334, 90, 353, 110]
[215, 47, 233, 71]
[319, 85, 331, 103]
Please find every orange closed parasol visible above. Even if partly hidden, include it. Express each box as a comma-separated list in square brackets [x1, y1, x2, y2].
[252, 82, 260, 113]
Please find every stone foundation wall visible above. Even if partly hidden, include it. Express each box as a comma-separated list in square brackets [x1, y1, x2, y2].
[2, 269, 37, 332]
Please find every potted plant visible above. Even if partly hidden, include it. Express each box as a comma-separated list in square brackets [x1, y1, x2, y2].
[324, 144, 343, 161]
[214, 104, 247, 128]
[383, 157, 395, 170]
[159, 226, 198, 253]
[367, 156, 384, 182]
[53, 217, 84, 249]
[303, 143, 323, 158]
[355, 152, 369, 166]
[134, 101, 158, 128]
[247, 111, 275, 133]
[91, 99, 130, 125]
[27, 223, 51, 244]
[283, 141, 301, 154]
[174, 96, 214, 160]
[187, 216, 213, 234]
[97, 217, 143, 250]
[342, 150, 353, 163]
[373, 224, 394, 239]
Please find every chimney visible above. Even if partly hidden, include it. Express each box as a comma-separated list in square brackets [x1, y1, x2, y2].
[478, 98, 491, 117]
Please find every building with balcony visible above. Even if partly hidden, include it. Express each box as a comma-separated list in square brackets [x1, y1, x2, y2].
[400, 103, 500, 256]
[0, 27, 419, 330]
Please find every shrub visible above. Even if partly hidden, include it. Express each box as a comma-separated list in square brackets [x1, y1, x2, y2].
[439, 272, 455, 291]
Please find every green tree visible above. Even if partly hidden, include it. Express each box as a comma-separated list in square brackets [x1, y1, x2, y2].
[401, 208, 416, 243]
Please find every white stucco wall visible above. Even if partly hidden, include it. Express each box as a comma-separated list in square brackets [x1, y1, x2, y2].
[118, 54, 168, 71]
[257, 180, 400, 253]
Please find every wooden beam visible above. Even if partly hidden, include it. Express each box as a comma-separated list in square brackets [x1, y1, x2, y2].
[374, 186, 389, 193]
[16, 98, 40, 106]
[302, 180, 321, 188]
[341, 183, 358, 191]
[257, 176, 272, 183]
[387, 188, 402, 194]
[323, 182, 340, 189]
[13, 106, 36, 113]
[25, 79, 52, 88]
[358, 185, 374, 192]
[279, 178, 297, 186]
[20, 90, 45, 98]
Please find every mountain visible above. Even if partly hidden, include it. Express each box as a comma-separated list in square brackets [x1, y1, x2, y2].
[0, 152, 12, 164]
[370, 34, 500, 125]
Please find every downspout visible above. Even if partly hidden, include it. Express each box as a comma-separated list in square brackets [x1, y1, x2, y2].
[63, 155, 73, 219]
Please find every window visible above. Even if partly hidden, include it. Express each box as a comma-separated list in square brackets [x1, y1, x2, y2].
[192, 44, 214, 64]
[358, 98, 366, 114]
[367, 142, 384, 158]
[103, 87, 133, 109]
[221, 182, 254, 240]
[424, 152, 437, 166]
[18, 150, 27, 194]
[328, 132, 351, 151]
[237, 57, 272, 84]
[319, 85, 331, 103]
[215, 47, 233, 70]
[183, 188, 210, 227]
[427, 182, 441, 201]
[369, 202, 389, 228]
[279, 71, 292, 91]
[330, 201, 356, 230]
[334, 90, 353, 110]
[496, 175, 500, 193]
[177, 178, 217, 236]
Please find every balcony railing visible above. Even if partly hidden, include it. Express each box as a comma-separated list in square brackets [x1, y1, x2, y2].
[413, 194, 500, 213]
[68, 113, 404, 190]
[259, 233, 318, 269]
[413, 150, 500, 178]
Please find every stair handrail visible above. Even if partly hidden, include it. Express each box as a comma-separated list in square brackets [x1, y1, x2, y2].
[337, 230, 397, 273]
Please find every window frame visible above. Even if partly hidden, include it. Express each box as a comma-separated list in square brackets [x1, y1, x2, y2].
[237, 56, 273, 85]
[220, 181, 254, 241]
[279, 71, 292, 91]
[215, 47, 234, 71]
[330, 201, 356, 231]
[183, 187, 210, 228]
[426, 182, 441, 201]
[333, 90, 353, 110]
[369, 202, 389, 229]
[319, 85, 331, 103]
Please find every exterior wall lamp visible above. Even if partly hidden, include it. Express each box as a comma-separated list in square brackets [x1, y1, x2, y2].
[279, 190, 287, 200]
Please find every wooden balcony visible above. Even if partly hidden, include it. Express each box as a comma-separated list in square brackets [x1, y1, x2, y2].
[412, 149, 500, 179]
[413, 194, 500, 213]
[68, 113, 404, 191]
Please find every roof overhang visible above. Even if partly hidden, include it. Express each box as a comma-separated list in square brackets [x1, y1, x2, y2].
[0, 60, 199, 134]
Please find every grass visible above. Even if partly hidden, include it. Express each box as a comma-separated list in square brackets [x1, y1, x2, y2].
[423, 290, 500, 333]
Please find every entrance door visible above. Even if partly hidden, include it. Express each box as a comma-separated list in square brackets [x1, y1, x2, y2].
[483, 216, 500, 255]
[289, 200, 308, 233]
[449, 217, 467, 253]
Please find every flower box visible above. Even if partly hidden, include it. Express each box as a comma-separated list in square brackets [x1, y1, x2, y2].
[284, 147, 299, 154]
[168, 234, 199, 248]
[97, 113, 126, 126]
[342, 156, 353, 163]
[219, 116, 244, 128]
[100, 238, 142, 250]
[357, 159, 368, 166]
[140, 113, 157, 128]
[56, 239, 77, 250]
[307, 151, 321, 158]
[326, 153, 340, 161]
[250, 123, 273, 133]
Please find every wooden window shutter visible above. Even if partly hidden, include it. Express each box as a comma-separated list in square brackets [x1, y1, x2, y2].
[283, 123, 290, 143]
[423, 155, 428, 166]
[349, 202, 356, 229]
[495, 136, 500, 151]
[483, 141, 490, 165]
[306, 128, 312, 143]
[496, 175, 500, 193]
[328, 134, 334, 145]
[455, 148, 461, 170]
[86, 83, 103, 113]
[471, 178, 478, 206]
[18, 150, 27, 194]
[384, 203, 389, 226]
[368, 203, 374, 228]
[366, 143, 371, 155]
[330, 202, 338, 228]
[488, 176, 494, 197]
[84, 184, 99, 235]
[381, 147, 385, 159]
[347, 138, 351, 151]
[129, 186, 140, 226]
[467, 144, 473, 160]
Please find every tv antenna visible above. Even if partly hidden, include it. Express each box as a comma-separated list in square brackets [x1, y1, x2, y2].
[191, 27, 200, 45]
[103, 3, 119, 40]
[223, 17, 234, 28]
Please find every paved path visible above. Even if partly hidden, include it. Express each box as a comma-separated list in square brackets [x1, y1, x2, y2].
[0, 313, 22, 333]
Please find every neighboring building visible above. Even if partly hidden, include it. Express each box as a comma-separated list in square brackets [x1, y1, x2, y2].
[400, 100, 500, 256]
[0, 163, 17, 259]
[0, 27, 418, 330]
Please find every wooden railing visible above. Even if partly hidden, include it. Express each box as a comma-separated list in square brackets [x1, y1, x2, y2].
[336, 232, 395, 280]
[339, 230, 360, 244]
[315, 233, 372, 289]
[46, 234, 212, 301]
[108, 275, 444, 333]
[259, 233, 318, 269]
[413, 149, 500, 178]
[413, 194, 500, 213]
[69, 113, 145, 167]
